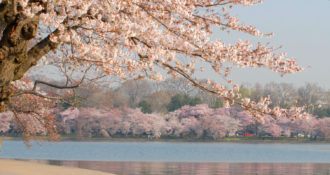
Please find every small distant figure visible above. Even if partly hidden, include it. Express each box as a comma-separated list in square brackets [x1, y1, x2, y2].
[147, 135, 153, 141]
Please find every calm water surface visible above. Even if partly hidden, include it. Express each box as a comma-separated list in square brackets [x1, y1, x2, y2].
[1, 141, 330, 174]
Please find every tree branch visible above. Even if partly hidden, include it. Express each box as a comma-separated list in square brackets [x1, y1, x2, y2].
[32, 80, 82, 91]
[12, 0, 17, 15]
[13, 90, 60, 100]
[32, 65, 90, 91]
[13, 30, 60, 81]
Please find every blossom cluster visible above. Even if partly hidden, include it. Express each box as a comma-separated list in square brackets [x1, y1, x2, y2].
[22, 0, 303, 93]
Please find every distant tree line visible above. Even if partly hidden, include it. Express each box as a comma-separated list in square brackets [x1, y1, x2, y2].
[55, 79, 330, 118]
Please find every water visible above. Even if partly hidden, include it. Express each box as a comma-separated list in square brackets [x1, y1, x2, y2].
[1, 141, 330, 174]
[1, 141, 330, 162]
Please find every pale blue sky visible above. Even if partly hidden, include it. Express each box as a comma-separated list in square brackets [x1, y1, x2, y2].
[201, 0, 330, 88]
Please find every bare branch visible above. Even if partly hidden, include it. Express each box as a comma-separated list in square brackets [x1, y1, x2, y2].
[13, 90, 60, 100]
[32, 65, 91, 91]
[32, 80, 81, 91]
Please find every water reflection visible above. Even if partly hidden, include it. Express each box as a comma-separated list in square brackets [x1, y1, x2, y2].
[30, 160, 330, 175]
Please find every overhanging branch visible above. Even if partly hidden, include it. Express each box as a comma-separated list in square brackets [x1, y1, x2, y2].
[13, 29, 60, 81]
[14, 90, 60, 100]
[32, 80, 82, 91]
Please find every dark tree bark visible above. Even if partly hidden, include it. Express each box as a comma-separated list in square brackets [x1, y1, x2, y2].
[0, 0, 58, 111]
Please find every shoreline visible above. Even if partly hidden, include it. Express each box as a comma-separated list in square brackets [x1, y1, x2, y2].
[0, 159, 115, 175]
[2, 136, 330, 144]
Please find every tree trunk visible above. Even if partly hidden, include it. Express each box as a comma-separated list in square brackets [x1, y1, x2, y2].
[0, 1, 59, 111]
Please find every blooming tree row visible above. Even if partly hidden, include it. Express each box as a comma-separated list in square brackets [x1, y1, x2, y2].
[1, 104, 329, 139]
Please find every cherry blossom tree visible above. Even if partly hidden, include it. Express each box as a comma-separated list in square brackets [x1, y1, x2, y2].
[0, 0, 308, 139]
[178, 104, 213, 119]
[262, 123, 282, 137]
[60, 107, 79, 123]
[276, 117, 292, 137]
[0, 111, 12, 133]
[58, 107, 79, 134]
[290, 115, 318, 138]
[180, 116, 203, 137]
[200, 114, 240, 139]
[315, 118, 330, 138]
[147, 113, 167, 138]
[8, 77, 59, 140]
[236, 111, 255, 135]
[75, 107, 126, 137]
[164, 110, 184, 136]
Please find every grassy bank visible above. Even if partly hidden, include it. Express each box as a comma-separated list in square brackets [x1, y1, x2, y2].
[2, 135, 330, 143]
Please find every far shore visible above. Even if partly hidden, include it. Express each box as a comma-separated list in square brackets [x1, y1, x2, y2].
[0, 159, 115, 175]
[2, 136, 330, 144]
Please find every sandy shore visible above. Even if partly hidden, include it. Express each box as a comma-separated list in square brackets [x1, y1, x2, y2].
[0, 159, 115, 175]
